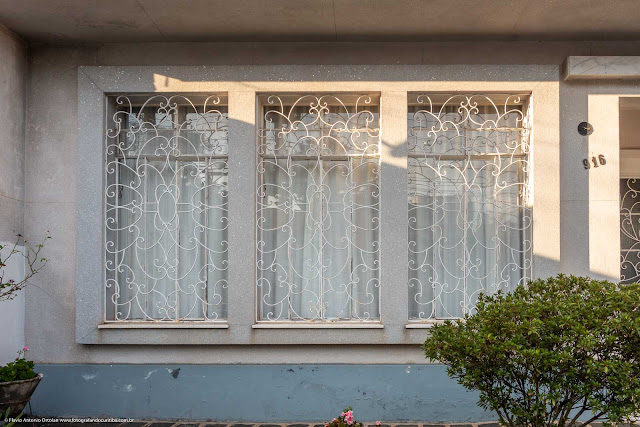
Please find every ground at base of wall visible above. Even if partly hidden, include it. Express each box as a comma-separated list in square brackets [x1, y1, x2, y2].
[22, 421, 627, 427]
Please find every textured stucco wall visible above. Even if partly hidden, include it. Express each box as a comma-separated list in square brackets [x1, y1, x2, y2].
[17, 39, 640, 422]
[0, 25, 26, 240]
[21, 41, 640, 366]
[0, 25, 27, 364]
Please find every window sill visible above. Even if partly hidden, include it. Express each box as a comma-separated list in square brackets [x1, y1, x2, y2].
[405, 321, 444, 329]
[98, 322, 229, 329]
[252, 322, 384, 329]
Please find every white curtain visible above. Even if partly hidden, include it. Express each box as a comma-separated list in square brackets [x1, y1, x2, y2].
[408, 102, 527, 320]
[112, 106, 228, 321]
[259, 106, 380, 321]
[114, 158, 145, 320]
[408, 157, 525, 319]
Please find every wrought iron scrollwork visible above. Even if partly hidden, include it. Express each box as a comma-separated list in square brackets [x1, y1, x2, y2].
[257, 94, 381, 321]
[620, 178, 640, 284]
[105, 94, 228, 321]
[408, 94, 532, 320]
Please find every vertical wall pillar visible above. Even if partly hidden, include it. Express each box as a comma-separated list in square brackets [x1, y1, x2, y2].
[379, 91, 409, 340]
[559, 83, 591, 276]
[531, 81, 562, 280]
[227, 90, 256, 341]
[588, 94, 621, 280]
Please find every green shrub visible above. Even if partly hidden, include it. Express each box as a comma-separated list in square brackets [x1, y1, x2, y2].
[423, 275, 640, 427]
[0, 348, 36, 383]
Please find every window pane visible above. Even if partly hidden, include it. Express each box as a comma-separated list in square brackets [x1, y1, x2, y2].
[621, 178, 640, 284]
[408, 94, 528, 157]
[105, 94, 228, 322]
[257, 94, 380, 322]
[408, 94, 531, 320]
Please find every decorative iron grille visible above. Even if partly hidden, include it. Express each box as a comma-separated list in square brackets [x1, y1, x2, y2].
[257, 94, 381, 322]
[620, 178, 640, 284]
[408, 94, 532, 320]
[105, 94, 228, 322]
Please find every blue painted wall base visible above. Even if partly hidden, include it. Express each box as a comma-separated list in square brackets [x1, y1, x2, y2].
[31, 364, 491, 422]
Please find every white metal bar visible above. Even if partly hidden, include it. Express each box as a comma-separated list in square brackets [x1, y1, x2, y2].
[252, 322, 384, 329]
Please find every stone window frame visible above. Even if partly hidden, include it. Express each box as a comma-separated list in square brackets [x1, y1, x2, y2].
[76, 65, 559, 345]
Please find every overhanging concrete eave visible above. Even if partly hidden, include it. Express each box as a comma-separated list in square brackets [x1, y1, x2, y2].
[3, 0, 640, 44]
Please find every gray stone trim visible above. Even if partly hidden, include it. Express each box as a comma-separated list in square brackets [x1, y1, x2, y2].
[75, 65, 560, 345]
[564, 56, 640, 80]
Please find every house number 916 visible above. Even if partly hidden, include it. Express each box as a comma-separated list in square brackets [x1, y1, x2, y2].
[583, 155, 606, 169]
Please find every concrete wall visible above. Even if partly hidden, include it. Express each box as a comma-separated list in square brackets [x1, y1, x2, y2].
[0, 25, 27, 364]
[23, 40, 640, 363]
[18, 40, 640, 420]
[23, 40, 640, 364]
[30, 364, 489, 422]
[0, 26, 26, 241]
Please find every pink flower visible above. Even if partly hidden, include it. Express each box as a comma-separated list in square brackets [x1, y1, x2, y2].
[376, 422, 381, 426]
[341, 412, 345, 417]
[325, 423, 329, 427]
[23, 346, 28, 351]
[332, 419, 337, 423]
[345, 411, 354, 425]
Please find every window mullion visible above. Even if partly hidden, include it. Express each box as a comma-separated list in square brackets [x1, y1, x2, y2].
[462, 156, 469, 317]
[143, 156, 149, 321]
[348, 157, 354, 321]
[175, 156, 180, 320]
[319, 156, 325, 321]
[203, 158, 209, 319]
[287, 155, 293, 321]
[463, 129, 469, 317]
[114, 158, 121, 321]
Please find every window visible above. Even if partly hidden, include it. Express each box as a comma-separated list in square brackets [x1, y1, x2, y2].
[620, 178, 640, 284]
[257, 94, 381, 322]
[407, 94, 532, 320]
[105, 94, 228, 322]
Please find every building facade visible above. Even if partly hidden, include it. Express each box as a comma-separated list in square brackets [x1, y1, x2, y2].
[2, 1, 640, 422]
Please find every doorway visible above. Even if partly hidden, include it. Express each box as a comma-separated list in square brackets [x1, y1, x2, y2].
[619, 99, 640, 283]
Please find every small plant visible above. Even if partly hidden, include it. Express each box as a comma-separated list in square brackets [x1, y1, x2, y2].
[325, 407, 378, 427]
[1, 408, 21, 427]
[0, 348, 36, 383]
[423, 275, 640, 427]
[0, 232, 49, 301]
